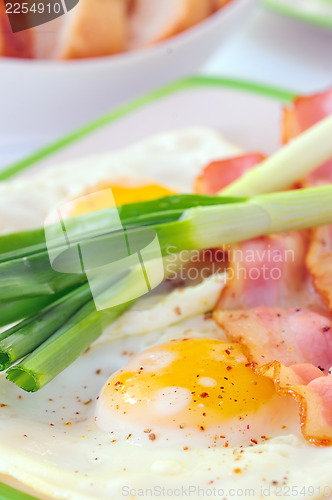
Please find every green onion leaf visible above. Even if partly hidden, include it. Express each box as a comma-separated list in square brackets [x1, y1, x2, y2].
[5, 182, 332, 392]
[0, 295, 59, 328]
[6, 299, 133, 392]
[0, 283, 92, 371]
[184, 184, 332, 249]
[0, 194, 243, 261]
[220, 114, 332, 196]
[1, 187, 332, 305]
[0, 195, 244, 304]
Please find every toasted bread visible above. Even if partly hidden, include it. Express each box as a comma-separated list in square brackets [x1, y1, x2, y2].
[212, 0, 232, 10]
[30, 0, 130, 59]
[30, 16, 63, 59]
[59, 0, 129, 59]
[129, 0, 213, 49]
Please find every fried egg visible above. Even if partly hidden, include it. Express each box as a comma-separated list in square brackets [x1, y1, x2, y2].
[1, 128, 332, 500]
[95, 338, 299, 448]
[1, 317, 332, 500]
[0, 127, 241, 234]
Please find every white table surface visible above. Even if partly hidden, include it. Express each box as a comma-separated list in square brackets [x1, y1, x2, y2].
[1, 3, 332, 171]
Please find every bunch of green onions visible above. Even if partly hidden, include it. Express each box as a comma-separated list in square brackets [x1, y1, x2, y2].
[1, 114, 332, 393]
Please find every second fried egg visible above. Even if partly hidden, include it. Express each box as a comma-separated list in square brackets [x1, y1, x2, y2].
[96, 338, 299, 448]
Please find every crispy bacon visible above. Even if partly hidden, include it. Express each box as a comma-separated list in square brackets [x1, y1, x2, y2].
[212, 0, 233, 10]
[214, 302, 332, 444]
[216, 232, 324, 311]
[307, 225, 332, 311]
[282, 87, 332, 311]
[194, 153, 266, 195]
[214, 307, 332, 371]
[258, 361, 332, 446]
[282, 89, 332, 144]
[282, 88, 332, 186]
[214, 304, 332, 444]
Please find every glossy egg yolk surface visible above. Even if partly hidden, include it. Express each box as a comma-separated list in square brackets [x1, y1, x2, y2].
[95, 339, 290, 448]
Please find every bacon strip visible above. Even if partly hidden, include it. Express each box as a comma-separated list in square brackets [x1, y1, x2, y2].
[195, 153, 266, 195]
[216, 231, 325, 311]
[282, 87, 332, 311]
[214, 307, 332, 371]
[282, 89, 332, 145]
[258, 361, 332, 446]
[307, 225, 332, 311]
[214, 305, 332, 445]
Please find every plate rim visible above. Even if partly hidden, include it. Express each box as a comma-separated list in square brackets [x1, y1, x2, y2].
[262, 0, 332, 30]
[0, 75, 296, 182]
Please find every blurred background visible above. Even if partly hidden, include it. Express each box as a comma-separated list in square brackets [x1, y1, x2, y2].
[1, 0, 332, 171]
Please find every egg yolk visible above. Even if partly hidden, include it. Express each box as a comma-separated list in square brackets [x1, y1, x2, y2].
[73, 183, 174, 216]
[95, 339, 280, 447]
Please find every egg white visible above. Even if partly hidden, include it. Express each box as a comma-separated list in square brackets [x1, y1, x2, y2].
[0, 127, 241, 234]
[1, 128, 332, 500]
[1, 316, 332, 500]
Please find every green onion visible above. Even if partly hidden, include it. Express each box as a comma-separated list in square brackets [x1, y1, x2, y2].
[6, 301, 102, 392]
[1, 186, 332, 304]
[0, 194, 243, 260]
[220, 114, 332, 196]
[6, 270, 138, 392]
[4, 184, 332, 391]
[0, 282, 92, 371]
[0, 295, 59, 328]
[0, 226, 44, 256]
[183, 184, 332, 249]
[0, 252, 87, 303]
[3, 181, 332, 392]
[0, 195, 244, 303]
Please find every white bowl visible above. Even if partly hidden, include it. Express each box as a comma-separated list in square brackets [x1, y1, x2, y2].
[0, 0, 253, 149]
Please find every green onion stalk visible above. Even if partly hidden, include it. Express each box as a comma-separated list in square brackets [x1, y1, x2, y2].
[0, 195, 243, 306]
[0, 282, 92, 371]
[220, 114, 332, 196]
[2, 185, 332, 391]
[0, 194, 242, 259]
[0, 295, 61, 329]
[1, 186, 332, 305]
[6, 269, 141, 392]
